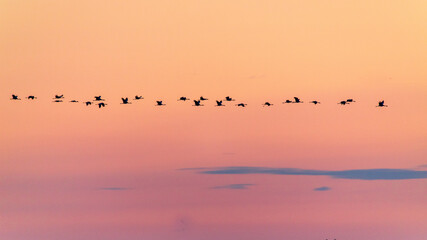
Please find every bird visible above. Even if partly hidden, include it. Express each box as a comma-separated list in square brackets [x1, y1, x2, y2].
[263, 102, 273, 106]
[199, 96, 208, 101]
[121, 97, 131, 104]
[225, 96, 235, 101]
[97, 102, 107, 108]
[156, 101, 166, 106]
[346, 99, 355, 103]
[178, 97, 190, 101]
[134, 95, 144, 100]
[376, 100, 388, 107]
[293, 97, 303, 103]
[52, 100, 63, 103]
[69, 100, 79, 103]
[338, 100, 348, 105]
[84, 101, 92, 106]
[310, 100, 320, 105]
[193, 100, 203, 106]
[27, 96, 37, 100]
[10, 95, 21, 100]
[53, 95, 64, 99]
[236, 103, 247, 107]
[215, 100, 224, 106]
[94, 96, 104, 101]
[282, 99, 292, 104]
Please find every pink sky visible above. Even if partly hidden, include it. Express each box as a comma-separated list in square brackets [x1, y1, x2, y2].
[1, 1, 427, 239]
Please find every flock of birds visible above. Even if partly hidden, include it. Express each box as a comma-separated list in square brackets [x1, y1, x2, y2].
[9, 94, 389, 108]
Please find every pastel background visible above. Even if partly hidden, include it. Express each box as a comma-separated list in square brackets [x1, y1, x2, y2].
[1, 1, 426, 239]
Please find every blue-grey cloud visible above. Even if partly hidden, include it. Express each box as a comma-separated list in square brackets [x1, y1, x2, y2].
[183, 166, 427, 180]
[211, 184, 255, 190]
[314, 186, 331, 191]
[98, 187, 131, 191]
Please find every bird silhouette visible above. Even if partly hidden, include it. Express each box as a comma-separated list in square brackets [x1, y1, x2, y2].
[10, 95, 21, 100]
[156, 101, 166, 106]
[293, 97, 303, 103]
[178, 96, 190, 101]
[94, 96, 105, 101]
[376, 100, 388, 107]
[215, 100, 224, 106]
[53, 95, 64, 99]
[97, 102, 107, 108]
[121, 98, 131, 104]
[193, 100, 204, 106]
[5, 93, 389, 111]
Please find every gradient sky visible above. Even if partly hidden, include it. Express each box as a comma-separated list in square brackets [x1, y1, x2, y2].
[1, 1, 427, 239]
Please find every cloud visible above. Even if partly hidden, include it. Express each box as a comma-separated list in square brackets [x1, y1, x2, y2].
[314, 186, 331, 191]
[183, 166, 427, 180]
[98, 187, 131, 191]
[222, 152, 236, 155]
[248, 74, 265, 79]
[211, 184, 255, 190]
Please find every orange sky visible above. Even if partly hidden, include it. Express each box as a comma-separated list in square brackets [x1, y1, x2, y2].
[1, 1, 427, 239]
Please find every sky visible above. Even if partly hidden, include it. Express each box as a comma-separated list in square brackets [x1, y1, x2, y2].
[1, 0, 427, 239]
